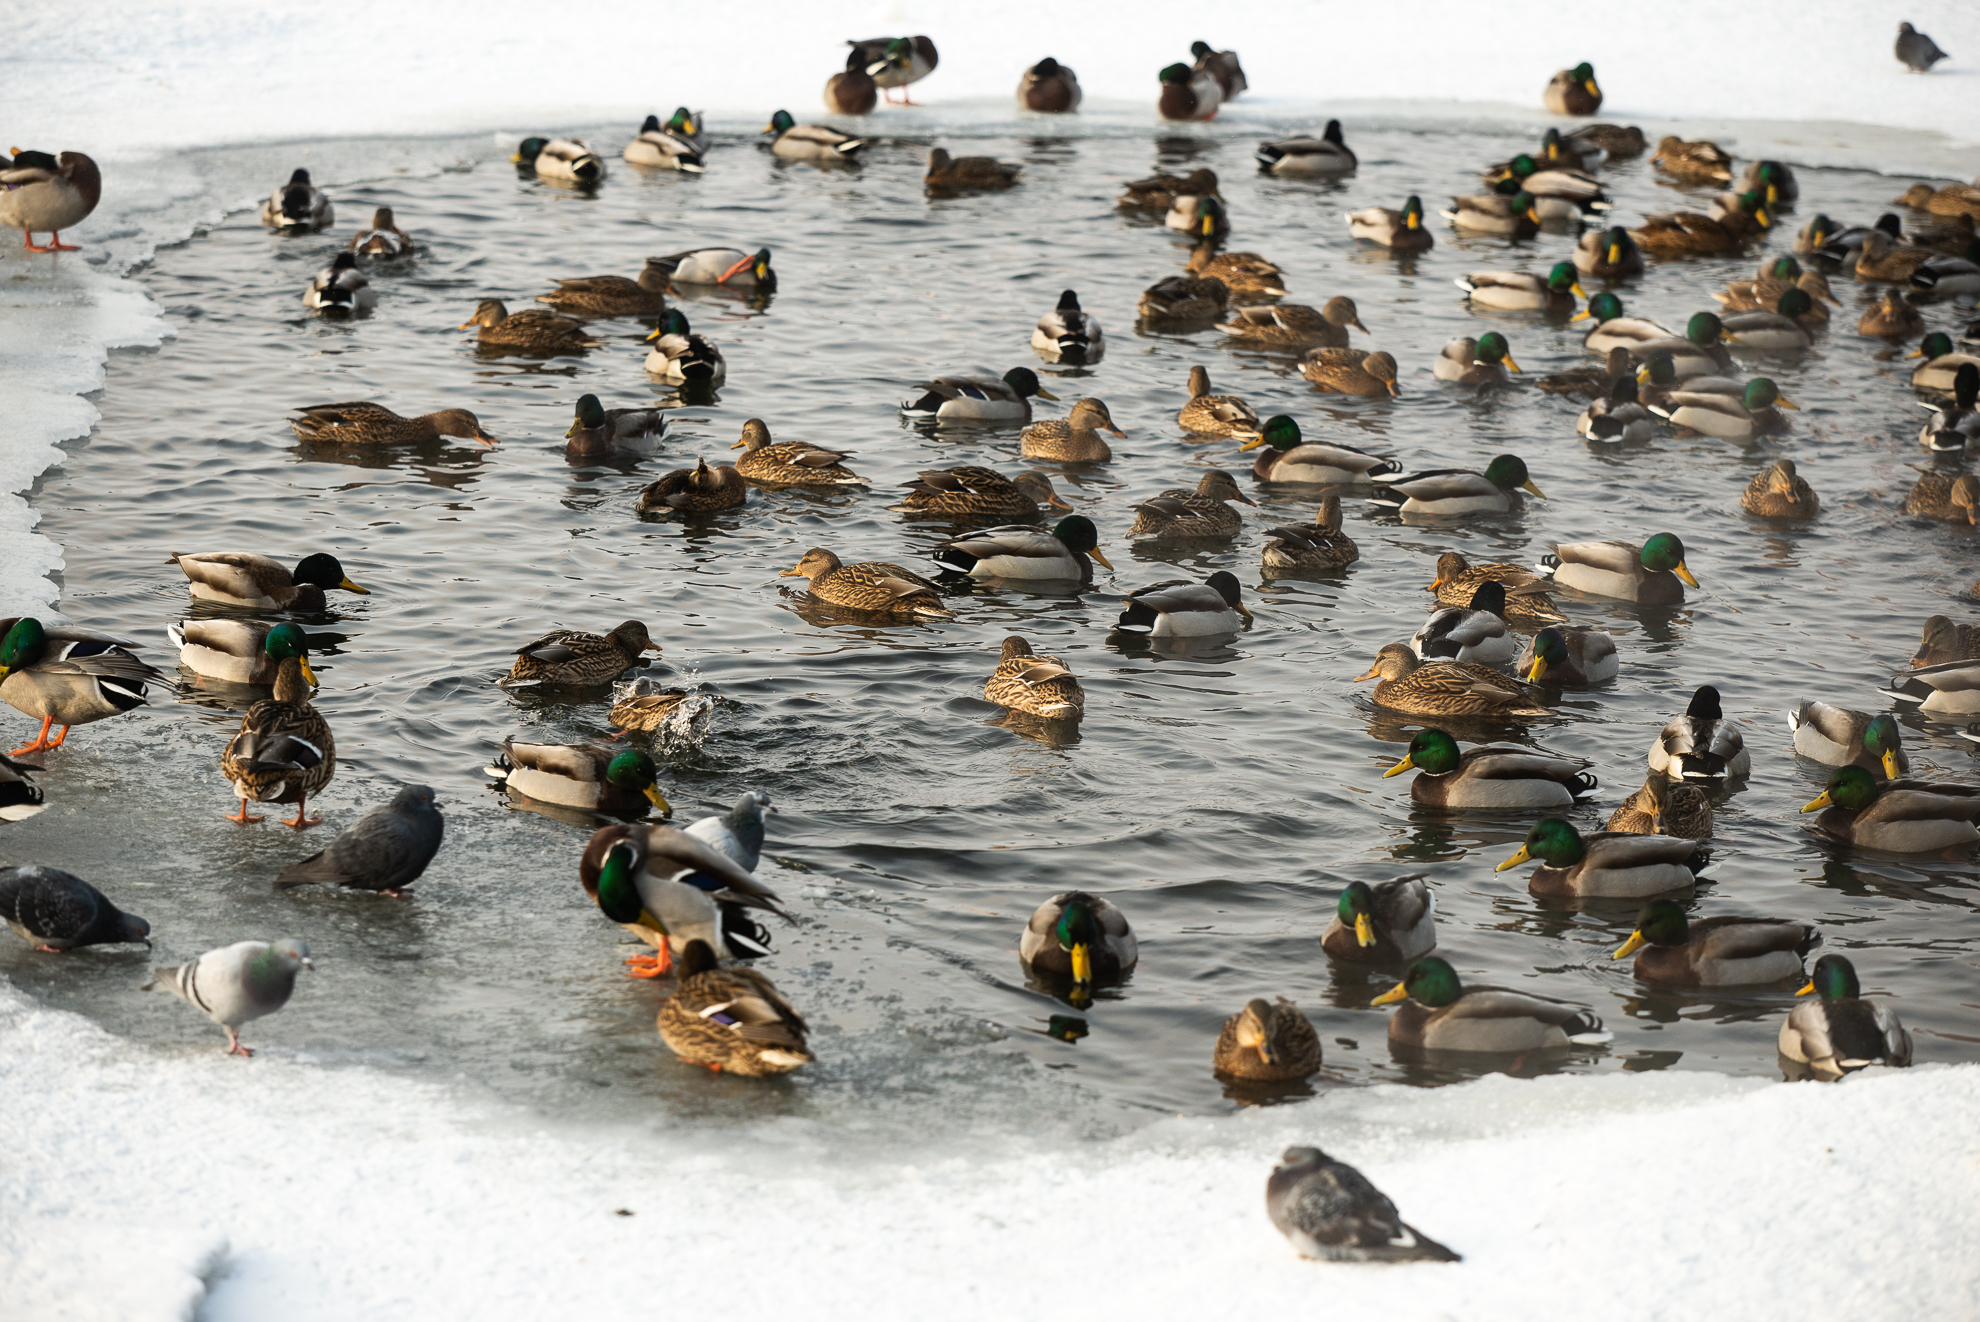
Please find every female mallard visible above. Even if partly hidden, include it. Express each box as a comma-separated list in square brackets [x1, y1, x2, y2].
[1651, 137, 1733, 185]
[1495, 817, 1704, 898]
[1261, 496, 1359, 574]
[1578, 376, 1657, 443]
[1716, 256, 1834, 317]
[1428, 553, 1563, 624]
[1802, 765, 1980, 852]
[221, 653, 334, 828]
[1573, 226, 1645, 279]
[1352, 645, 1549, 719]
[642, 309, 724, 384]
[1443, 190, 1540, 238]
[653, 247, 775, 290]
[1020, 891, 1138, 1002]
[763, 110, 864, 162]
[1186, 246, 1285, 303]
[1631, 211, 1742, 257]
[1605, 776, 1713, 840]
[1650, 685, 1751, 781]
[1139, 274, 1230, 324]
[621, 113, 704, 172]
[607, 676, 693, 738]
[1165, 193, 1229, 239]
[1894, 181, 1980, 218]
[1563, 122, 1645, 158]
[169, 619, 314, 687]
[348, 207, 412, 258]
[303, 252, 374, 315]
[1157, 62, 1223, 122]
[460, 299, 598, 354]
[1301, 349, 1402, 397]
[1910, 332, 1980, 395]
[1544, 62, 1601, 115]
[1455, 262, 1583, 314]
[637, 459, 747, 514]
[1410, 582, 1515, 665]
[925, 148, 1021, 191]
[1919, 364, 1980, 452]
[1217, 297, 1366, 351]
[1346, 196, 1433, 251]
[1373, 956, 1609, 1051]
[1017, 57, 1082, 112]
[1213, 998, 1322, 1082]
[1190, 41, 1248, 98]
[1177, 365, 1260, 438]
[1913, 614, 1980, 667]
[1519, 626, 1619, 685]
[288, 402, 497, 448]
[1117, 168, 1219, 216]
[1369, 454, 1545, 517]
[1614, 899, 1817, 986]
[488, 742, 668, 814]
[1021, 398, 1125, 462]
[514, 137, 603, 182]
[1780, 954, 1912, 1078]
[259, 167, 329, 231]
[1033, 289, 1103, 364]
[1115, 573, 1251, 637]
[732, 420, 863, 486]
[1320, 877, 1436, 964]
[1902, 471, 1978, 522]
[1789, 701, 1906, 778]
[824, 48, 879, 114]
[580, 821, 782, 974]
[1540, 347, 1634, 400]
[1855, 230, 1934, 283]
[1720, 289, 1816, 350]
[1432, 333, 1522, 386]
[1539, 533, 1697, 604]
[1742, 458, 1820, 518]
[901, 367, 1056, 422]
[1382, 728, 1595, 807]
[0, 618, 164, 755]
[658, 940, 813, 1076]
[565, 394, 668, 460]
[170, 550, 371, 609]
[985, 635, 1083, 718]
[1241, 415, 1401, 482]
[898, 466, 1063, 520]
[1256, 121, 1356, 176]
[499, 621, 659, 689]
[1860, 290, 1925, 339]
[1127, 470, 1255, 543]
[538, 260, 670, 317]
[934, 515, 1113, 582]
[780, 549, 953, 619]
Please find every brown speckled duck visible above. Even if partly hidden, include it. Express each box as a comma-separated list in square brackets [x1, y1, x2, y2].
[1261, 496, 1358, 575]
[1652, 137, 1733, 186]
[636, 458, 747, 514]
[460, 299, 599, 354]
[926, 148, 1021, 190]
[780, 549, 953, 619]
[1177, 365, 1261, 438]
[1741, 459, 1820, 518]
[1217, 297, 1366, 350]
[1021, 398, 1124, 462]
[730, 419, 864, 486]
[537, 259, 671, 317]
[1301, 348, 1401, 397]
[897, 466, 1067, 521]
[1212, 998, 1322, 1082]
[1127, 470, 1254, 542]
[499, 621, 659, 689]
[290, 401, 498, 447]
[221, 655, 334, 829]
[984, 635, 1083, 717]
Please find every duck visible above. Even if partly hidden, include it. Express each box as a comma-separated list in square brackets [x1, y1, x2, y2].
[1127, 471, 1254, 543]
[824, 47, 880, 114]
[1779, 954, 1913, 1078]
[1157, 62, 1223, 122]
[288, 401, 496, 449]
[1352, 645, 1549, 720]
[1812, 212, 1900, 264]
[1543, 62, 1601, 116]
[1186, 245, 1285, 303]
[763, 110, 864, 162]
[1138, 274, 1229, 324]
[460, 299, 598, 354]
[621, 113, 704, 172]
[1190, 40, 1248, 98]
[1577, 376, 1657, 443]
[1032, 289, 1103, 364]
[985, 635, 1083, 718]
[1117, 168, 1221, 216]
[1410, 581, 1516, 665]
[1604, 776, 1713, 840]
[1855, 230, 1934, 283]
[1177, 365, 1260, 438]
[168, 619, 315, 687]
[901, 368, 1056, 422]
[1572, 226, 1645, 279]
[1630, 351, 1745, 408]
[1496, 817, 1704, 898]
[169, 550, 371, 609]
[1919, 364, 1980, 452]
[1625, 312, 1740, 376]
[1165, 193, 1229, 239]
[1910, 240, 1980, 298]
[1649, 377, 1796, 439]
[852, 35, 939, 103]
[498, 621, 659, 689]
[1795, 213, 1844, 254]
[1632, 211, 1743, 257]
[1911, 615, 1980, 667]
[1114, 573, 1252, 637]
[606, 677, 694, 738]
[1320, 876, 1437, 964]
[652, 247, 776, 290]
[1486, 132, 1597, 179]
[1346, 196, 1433, 251]
[513, 137, 603, 182]
[1539, 346, 1635, 401]
[1373, 956, 1610, 1051]
[1902, 470, 1979, 522]
[1562, 123, 1646, 159]
[936, 515, 1112, 581]
[1788, 701, 1907, 779]
[221, 653, 334, 829]
[1650, 685, 1752, 780]
[1857, 290, 1925, 342]
[1519, 626, 1619, 685]
[0, 617, 165, 756]
[1485, 161, 1611, 221]
[0, 148, 100, 252]
[1217, 297, 1367, 350]
[303, 252, 374, 315]
[1651, 136, 1734, 186]
[1893, 181, 1980, 220]
[1020, 891, 1138, 1002]
[1909, 332, 1980, 395]
[642, 309, 724, 384]
[1256, 121, 1356, 176]
[538, 260, 671, 317]
[1428, 553, 1564, 626]
[1539, 533, 1697, 604]
[1802, 765, 1980, 852]
[1369, 454, 1544, 517]
[1301, 349, 1402, 398]
[1213, 999, 1322, 1082]
[1241, 418, 1402, 486]
[1382, 728, 1595, 808]
[487, 741, 668, 814]
[925, 148, 1021, 191]
[1017, 57, 1082, 112]
[1716, 256, 1833, 317]
[1720, 289, 1817, 350]
[259, 167, 331, 231]
[1443, 190, 1540, 238]
[579, 821, 782, 974]
[780, 549, 953, 619]
[1455, 262, 1583, 314]
[1741, 160, 1799, 207]
[1021, 398, 1125, 462]
[564, 394, 668, 460]
[1885, 656, 1980, 714]
[1573, 292, 1672, 354]
[1742, 458, 1821, 518]
[1260, 496, 1359, 574]
[1432, 333, 1522, 387]
[732, 420, 863, 486]
[1706, 190, 1773, 243]
[898, 466, 1063, 520]
[348, 206, 412, 257]
[657, 941, 813, 1076]
[636, 459, 747, 515]
[1613, 899, 1816, 986]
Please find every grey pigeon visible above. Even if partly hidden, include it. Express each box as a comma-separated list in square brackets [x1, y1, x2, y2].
[1896, 22, 1948, 72]
[144, 938, 312, 1056]
[684, 789, 772, 871]
[0, 865, 149, 951]
[1266, 1147, 1461, 1263]
[0, 752, 46, 821]
[275, 784, 444, 895]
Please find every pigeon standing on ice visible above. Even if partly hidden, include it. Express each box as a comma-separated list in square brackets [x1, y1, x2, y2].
[0, 865, 150, 951]
[1896, 22, 1948, 72]
[144, 939, 313, 1056]
[0, 751, 47, 821]
[275, 784, 444, 896]
[684, 789, 772, 871]
[1266, 1147, 1462, 1263]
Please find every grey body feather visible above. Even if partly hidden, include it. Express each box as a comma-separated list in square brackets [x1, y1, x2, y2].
[276, 785, 444, 893]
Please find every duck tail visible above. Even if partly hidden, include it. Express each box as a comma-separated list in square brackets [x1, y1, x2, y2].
[1253, 143, 1284, 169]
[1569, 772, 1599, 798]
[1115, 600, 1159, 634]
[930, 545, 979, 575]
[1564, 1011, 1611, 1045]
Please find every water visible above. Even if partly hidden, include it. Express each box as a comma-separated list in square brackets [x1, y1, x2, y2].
[7, 119, 1978, 1138]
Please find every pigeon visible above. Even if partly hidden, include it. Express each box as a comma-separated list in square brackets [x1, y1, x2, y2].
[275, 784, 444, 896]
[144, 938, 312, 1056]
[0, 751, 46, 821]
[1896, 22, 1948, 72]
[1266, 1147, 1462, 1263]
[684, 790, 772, 871]
[0, 866, 150, 951]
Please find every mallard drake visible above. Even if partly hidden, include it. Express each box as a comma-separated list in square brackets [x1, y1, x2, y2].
[1651, 137, 1733, 185]
[1901, 470, 1978, 522]
[1563, 123, 1646, 159]
[1885, 656, 1980, 714]
[1519, 626, 1618, 685]
[1352, 645, 1549, 719]
[642, 309, 724, 384]
[1919, 363, 1980, 452]
[0, 618, 164, 756]
[1115, 573, 1251, 636]
[1705, 190, 1773, 242]
[1614, 899, 1815, 985]
[1496, 129, 1601, 176]
[1911, 240, 1980, 298]
[0, 149, 100, 251]
[1261, 496, 1359, 574]
[303, 252, 374, 315]
[565, 394, 668, 460]
[1632, 211, 1742, 257]
[1605, 776, 1712, 839]
[1020, 891, 1137, 1003]
[1742, 458, 1820, 518]
[1382, 728, 1595, 807]
[1346, 196, 1433, 251]
[1539, 346, 1634, 401]
[499, 621, 659, 689]
[1128, 470, 1255, 542]
[1241, 415, 1401, 483]
[1117, 168, 1220, 216]
[763, 110, 864, 162]
[1496, 817, 1704, 898]
[488, 741, 668, 814]
[1320, 876, 1436, 963]
[538, 260, 670, 317]
[1909, 332, 1980, 394]
[637, 459, 746, 514]
[1017, 56, 1082, 112]
[1139, 274, 1228, 325]
[1410, 582, 1516, 665]
[1033, 289, 1103, 364]
[1428, 553, 1563, 625]
[850, 34, 939, 102]
[934, 515, 1113, 581]
[1578, 376, 1657, 443]
[1720, 289, 1817, 350]
[1861, 290, 1926, 339]
[1573, 292, 1672, 354]
[1369, 454, 1545, 516]
[1218, 297, 1366, 350]
[1373, 956, 1609, 1050]
[1717, 256, 1813, 310]
[1301, 349, 1402, 397]
[1256, 121, 1355, 176]
[925, 148, 1021, 191]
[652, 247, 775, 290]
[169, 619, 313, 687]
[657, 941, 813, 1076]
[580, 821, 781, 975]
[1795, 212, 1845, 254]
[1486, 160, 1612, 220]
[607, 676, 693, 738]
[221, 654, 333, 828]
[1649, 377, 1796, 439]
[985, 635, 1083, 717]
[1627, 311, 1740, 376]
[1432, 333, 1522, 387]
[1912, 614, 1980, 667]
[1157, 62, 1223, 121]
[170, 550, 371, 609]
[1213, 998, 1322, 1082]
[1632, 352, 1747, 409]
[0, 751, 45, 821]
[1190, 40, 1248, 98]
[1165, 193, 1229, 239]
[1544, 62, 1601, 115]
[1266, 1147, 1462, 1264]
[1021, 398, 1125, 462]
[901, 368, 1056, 422]
[348, 206, 411, 257]
[1780, 954, 1912, 1077]
[1650, 685, 1751, 780]
[622, 113, 704, 172]
[732, 420, 863, 486]
[898, 466, 1063, 520]
[1855, 230, 1935, 282]
[288, 402, 495, 449]
[1443, 190, 1540, 238]
[1735, 160, 1798, 211]
[1788, 701, 1907, 778]
[1573, 226, 1645, 279]
[513, 137, 603, 182]
[1539, 533, 1697, 604]
[1455, 262, 1583, 314]
[259, 167, 331, 232]
[1177, 365, 1259, 437]
[1186, 245, 1284, 303]
[824, 48, 880, 114]
[1802, 765, 1980, 852]
[1812, 212, 1901, 264]
[460, 299, 597, 354]
[781, 549, 952, 619]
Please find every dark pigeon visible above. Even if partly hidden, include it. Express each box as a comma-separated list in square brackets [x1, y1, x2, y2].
[1896, 22, 1948, 72]
[1266, 1147, 1462, 1263]
[275, 784, 444, 895]
[0, 865, 151, 951]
